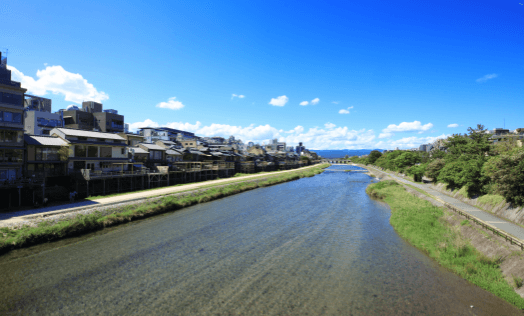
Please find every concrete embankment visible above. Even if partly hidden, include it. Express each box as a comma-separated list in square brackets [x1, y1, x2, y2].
[0, 164, 329, 254]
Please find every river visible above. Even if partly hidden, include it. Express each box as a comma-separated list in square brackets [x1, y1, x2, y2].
[0, 165, 521, 315]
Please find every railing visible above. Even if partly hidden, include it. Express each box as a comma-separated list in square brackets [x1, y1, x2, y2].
[0, 177, 45, 188]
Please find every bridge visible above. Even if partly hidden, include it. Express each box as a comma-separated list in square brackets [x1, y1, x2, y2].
[321, 158, 351, 164]
[323, 169, 369, 172]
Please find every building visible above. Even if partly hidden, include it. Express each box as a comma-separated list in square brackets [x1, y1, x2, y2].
[118, 132, 144, 147]
[50, 127, 128, 173]
[295, 142, 305, 154]
[24, 95, 63, 136]
[0, 52, 26, 180]
[139, 127, 195, 143]
[419, 144, 427, 152]
[62, 101, 124, 133]
[24, 135, 69, 177]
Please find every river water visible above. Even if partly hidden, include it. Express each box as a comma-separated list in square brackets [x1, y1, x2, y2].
[0, 165, 522, 315]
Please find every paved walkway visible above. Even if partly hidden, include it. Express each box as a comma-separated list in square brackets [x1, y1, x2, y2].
[363, 165, 524, 242]
[0, 164, 323, 224]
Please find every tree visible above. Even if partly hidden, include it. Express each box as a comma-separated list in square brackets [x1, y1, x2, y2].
[406, 163, 427, 182]
[425, 158, 445, 183]
[482, 147, 524, 206]
[58, 145, 71, 162]
[393, 152, 421, 172]
[368, 150, 382, 164]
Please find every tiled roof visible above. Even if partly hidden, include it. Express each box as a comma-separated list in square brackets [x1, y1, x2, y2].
[140, 143, 166, 151]
[166, 150, 182, 155]
[53, 128, 125, 140]
[130, 147, 148, 154]
[24, 135, 69, 146]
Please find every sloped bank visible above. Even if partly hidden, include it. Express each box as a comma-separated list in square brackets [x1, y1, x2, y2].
[0, 164, 330, 255]
[359, 165, 524, 310]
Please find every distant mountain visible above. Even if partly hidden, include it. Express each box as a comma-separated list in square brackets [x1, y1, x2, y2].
[311, 149, 384, 158]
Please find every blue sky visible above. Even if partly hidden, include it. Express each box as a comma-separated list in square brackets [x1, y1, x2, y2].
[2, 0, 523, 149]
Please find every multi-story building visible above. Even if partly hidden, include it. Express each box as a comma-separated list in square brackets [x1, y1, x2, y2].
[24, 95, 63, 135]
[0, 52, 26, 180]
[62, 101, 124, 133]
[50, 127, 128, 173]
[24, 135, 69, 177]
[295, 142, 305, 155]
[139, 127, 195, 143]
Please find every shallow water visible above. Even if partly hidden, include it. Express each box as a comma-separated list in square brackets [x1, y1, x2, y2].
[0, 165, 521, 315]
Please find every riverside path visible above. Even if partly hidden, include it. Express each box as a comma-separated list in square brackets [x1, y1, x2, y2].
[0, 164, 323, 226]
[361, 165, 524, 243]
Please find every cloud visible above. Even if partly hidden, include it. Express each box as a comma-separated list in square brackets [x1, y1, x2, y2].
[332, 101, 339, 104]
[476, 73, 498, 83]
[269, 95, 288, 106]
[382, 121, 433, 133]
[447, 123, 459, 128]
[324, 122, 336, 129]
[384, 134, 450, 150]
[128, 119, 160, 132]
[8, 65, 109, 104]
[232, 94, 245, 99]
[156, 97, 185, 110]
[338, 106, 353, 114]
[127, 119, 381, 150]
[378, 132, 394, 139]
[311, 98, 320, 105]
[299, 101, 309, 106]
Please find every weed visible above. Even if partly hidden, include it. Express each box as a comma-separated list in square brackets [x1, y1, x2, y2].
[513, 275, 523, 288]
[461, 220, 469, 226]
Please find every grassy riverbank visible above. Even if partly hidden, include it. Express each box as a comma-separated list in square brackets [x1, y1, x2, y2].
[366, 180, 524, 309]
[0, 164, 329, 255]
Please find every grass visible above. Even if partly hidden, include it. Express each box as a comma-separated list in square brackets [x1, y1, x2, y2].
[366, 180, 524, 310]
[0, 164, 330, 255]
[478, 194, 506, 208]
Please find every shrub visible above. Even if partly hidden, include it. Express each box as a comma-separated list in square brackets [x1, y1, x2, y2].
[482, 147, 524, 206]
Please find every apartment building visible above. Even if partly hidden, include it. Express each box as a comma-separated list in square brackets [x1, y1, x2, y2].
[0, 52, 26, 180]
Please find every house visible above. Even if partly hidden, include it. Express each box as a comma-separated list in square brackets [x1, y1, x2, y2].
[118, 132, 144, 147]
[50, 127, 128, 173]
[24, 135, 68, 177]
[137, 143, 167, 166]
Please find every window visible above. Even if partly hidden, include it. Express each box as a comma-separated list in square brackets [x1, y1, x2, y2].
[0, 111, 2, 121]
[36, 147, 59, 161]
[0, 149, 3, 162]
[3, 111, 12, 122]
[4, 149, 23, 163]
[100, 147, 112, 158]
[1, 92, 23, 106]
[87, 146, 98, 158]
[75, 145, 86, 157]
[42, 129, 50, 135]
[121, 148, 125, 155]
[77, 137, 87, 141]
[4, 131, 17, 143]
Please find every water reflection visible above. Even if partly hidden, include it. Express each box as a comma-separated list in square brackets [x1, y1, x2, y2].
[0, 166, 521, 315]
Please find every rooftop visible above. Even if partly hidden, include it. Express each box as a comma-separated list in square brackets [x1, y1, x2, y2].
[53, 128, 125, 140]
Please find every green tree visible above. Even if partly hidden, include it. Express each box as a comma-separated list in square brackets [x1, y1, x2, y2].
[425, 158, 445, 183]
[368, 150, 382, 164]
[482, 147, 524, 206]
[393, 152, 421, 172]
[406, 163, 427, 182]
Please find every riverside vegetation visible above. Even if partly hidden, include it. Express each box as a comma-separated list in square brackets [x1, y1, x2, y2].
[0, 164, 330, 255]
[350, 124, 524, 207]
[366, 180, 524, 309]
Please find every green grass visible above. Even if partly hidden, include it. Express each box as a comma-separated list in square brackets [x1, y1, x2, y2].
[0, 164, 329, 255]
[366, 180, 524, 310]
[478, 194, 506, 208]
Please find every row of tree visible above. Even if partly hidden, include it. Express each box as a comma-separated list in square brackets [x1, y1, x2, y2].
[348, 125, 524, 206]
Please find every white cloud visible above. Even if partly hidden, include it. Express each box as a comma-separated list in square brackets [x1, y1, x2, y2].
[339, 109, 350, 114]
[269, 95, 289, 107]
[384, 134, 450, 150]
[127, 120, 381, 150]
[311, 98, 320, 105]
[347, 106, 354, 109]
[232, 94, 245, 99]
[156, 97, 185, 110]
[128, 119, 160, 132]
[332, 101, 339, 104]
[8, 65, 109, 104]
[382, 121, 433, 133]
[324, 122, 336, 129]
[476, 73, 498, 83]
[378, 132, 394, 139]
[299, 101, 309, 106]
[447, 123, 459, 128]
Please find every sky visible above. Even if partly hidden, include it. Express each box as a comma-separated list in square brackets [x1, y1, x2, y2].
[2, 0, 523, 150]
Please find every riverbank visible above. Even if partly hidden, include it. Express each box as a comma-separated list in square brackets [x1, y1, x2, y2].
[0, 163, 330, 255]
[362, 167, 524, 310]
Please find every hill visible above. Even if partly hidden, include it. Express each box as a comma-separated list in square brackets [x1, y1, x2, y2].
[311, 149, 384, 159]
